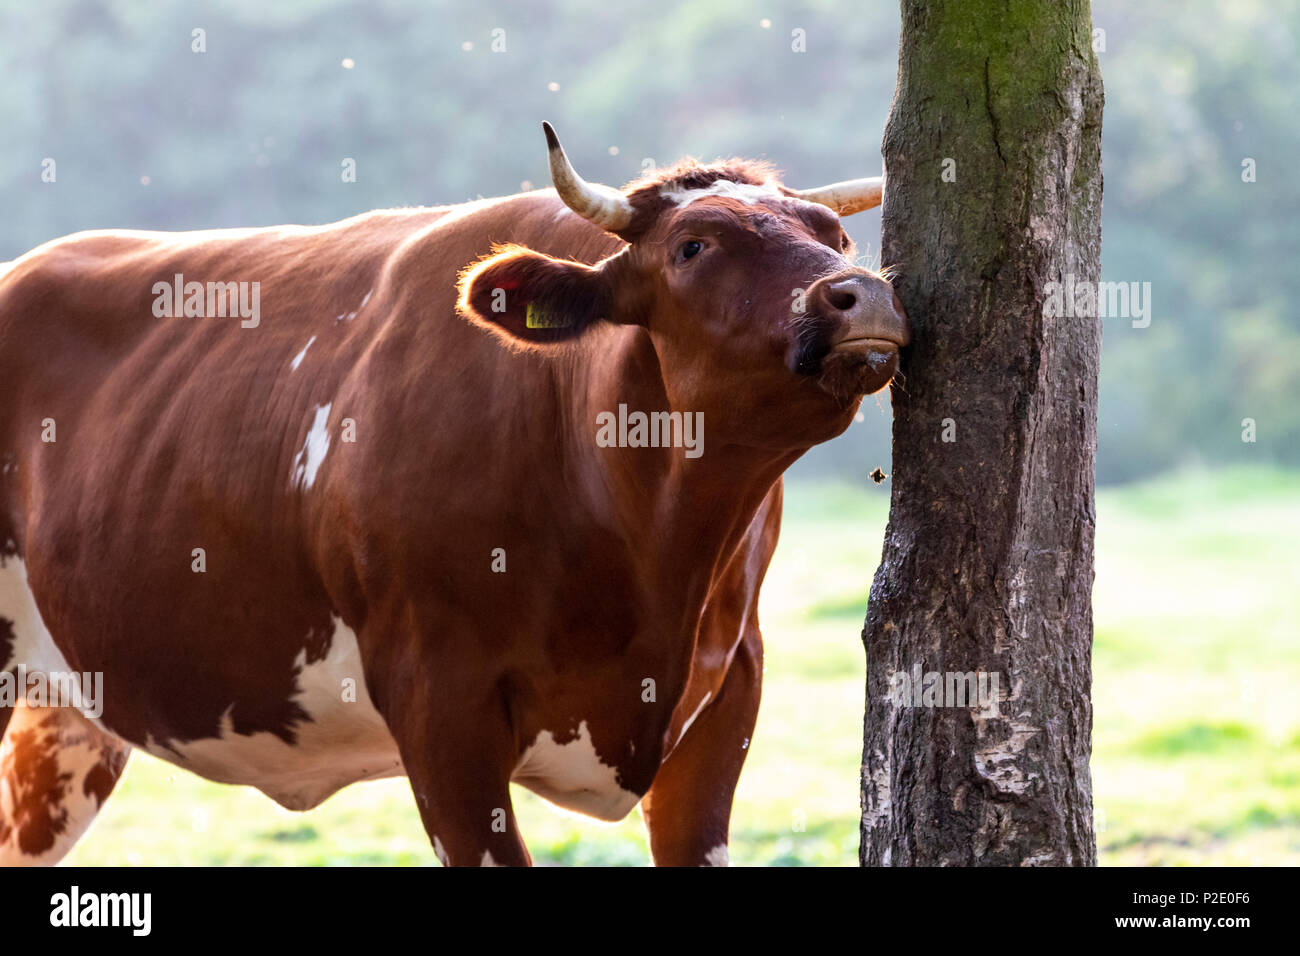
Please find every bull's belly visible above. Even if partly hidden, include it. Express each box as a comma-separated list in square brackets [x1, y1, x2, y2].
[1, 554, 403, 811]
[5, 553, 642, 821]
[139, 625, 405, 811]
[511, 722, 642, 822]
[144, 701, 404, 812]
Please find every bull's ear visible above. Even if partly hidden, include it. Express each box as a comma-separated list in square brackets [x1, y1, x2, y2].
[457, 244, 619, 347]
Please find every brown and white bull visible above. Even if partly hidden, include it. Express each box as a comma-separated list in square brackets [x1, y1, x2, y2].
[0, 124, 908, 866]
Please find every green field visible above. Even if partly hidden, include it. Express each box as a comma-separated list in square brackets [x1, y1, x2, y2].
[63, 467, 1300, 866]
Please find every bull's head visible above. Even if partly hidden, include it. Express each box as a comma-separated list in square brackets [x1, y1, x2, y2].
[458, 123, 909, 448]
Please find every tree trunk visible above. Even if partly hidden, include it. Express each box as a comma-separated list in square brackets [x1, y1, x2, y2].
[861, 0, 1104, 866]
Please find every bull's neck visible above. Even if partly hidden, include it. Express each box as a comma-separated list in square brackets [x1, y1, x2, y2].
[564, 328, 802, 612]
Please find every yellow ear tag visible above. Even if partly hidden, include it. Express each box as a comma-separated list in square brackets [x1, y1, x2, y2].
[525, 302, 571, 329]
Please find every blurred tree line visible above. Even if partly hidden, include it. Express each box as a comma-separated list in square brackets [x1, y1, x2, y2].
[0, 0, 1295, 484]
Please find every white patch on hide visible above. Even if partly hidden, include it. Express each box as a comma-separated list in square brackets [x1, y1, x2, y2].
[660, 180, 783, 207]
[143, 615, 402, 810]
[288, 336, 317, 371]
[674, 691, 711, 747]
[0, 557, 106, 728]
[513, 720, 639, 822]
[703, 844, 730, 867]
[289, 403, 332, 490]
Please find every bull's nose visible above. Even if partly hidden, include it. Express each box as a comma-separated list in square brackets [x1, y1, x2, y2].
[812, 272, 910, 348]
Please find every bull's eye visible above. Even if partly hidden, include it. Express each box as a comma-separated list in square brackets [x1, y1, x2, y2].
[840, 232, 852, 253]
[679, 239, 703, 261]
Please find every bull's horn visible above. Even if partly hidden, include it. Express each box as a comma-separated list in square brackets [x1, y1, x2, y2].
[543, 122, 635, 231]
[790, 176, 884, 216]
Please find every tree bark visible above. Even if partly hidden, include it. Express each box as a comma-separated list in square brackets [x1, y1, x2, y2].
[861, 0, 1104, 866]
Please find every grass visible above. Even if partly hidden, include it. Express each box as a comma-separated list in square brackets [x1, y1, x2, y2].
[63, 466, 1300, 866]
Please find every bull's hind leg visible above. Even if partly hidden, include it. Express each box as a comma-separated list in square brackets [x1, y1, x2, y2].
[0, 701, 130, 865]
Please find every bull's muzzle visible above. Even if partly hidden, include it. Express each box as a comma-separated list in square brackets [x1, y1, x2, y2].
[805, 270, 910, 399]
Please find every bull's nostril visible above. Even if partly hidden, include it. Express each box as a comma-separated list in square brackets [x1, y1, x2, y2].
[828, 290, 857, 312]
